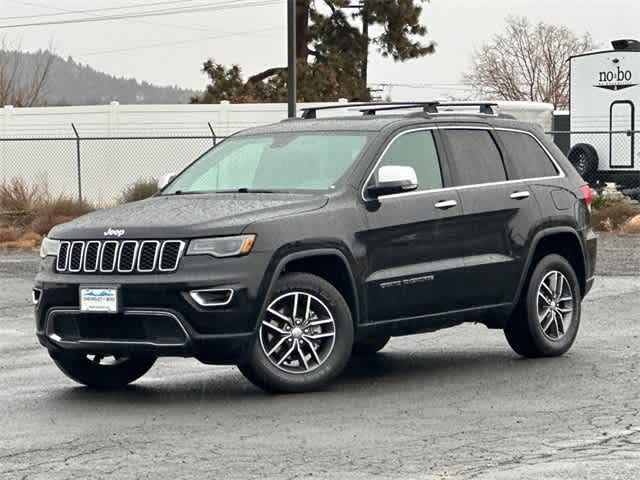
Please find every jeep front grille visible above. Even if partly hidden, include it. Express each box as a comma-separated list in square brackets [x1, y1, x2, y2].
[56, 240, 185, 274]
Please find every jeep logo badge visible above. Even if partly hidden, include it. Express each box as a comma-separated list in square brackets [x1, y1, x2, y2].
[103, 228, 125, 237]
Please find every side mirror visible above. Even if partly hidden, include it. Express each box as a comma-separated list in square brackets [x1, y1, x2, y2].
[366, 165, 418, 198]
[158, 172, 176, 190]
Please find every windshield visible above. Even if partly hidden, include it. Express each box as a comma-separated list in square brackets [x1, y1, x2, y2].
[164, 132, 371, 194]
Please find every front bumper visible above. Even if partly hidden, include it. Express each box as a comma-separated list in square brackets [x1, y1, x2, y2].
[34, 252, 273, 364]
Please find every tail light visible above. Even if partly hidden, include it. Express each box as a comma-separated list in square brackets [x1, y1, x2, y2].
[580, 185, 593, 209]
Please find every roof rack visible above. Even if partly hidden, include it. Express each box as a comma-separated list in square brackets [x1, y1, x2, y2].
[300, 102, 423, 119]
[299, 101, 499, 119]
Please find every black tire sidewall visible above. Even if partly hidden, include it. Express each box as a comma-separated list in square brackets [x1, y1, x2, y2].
[52, 353, 156, 389]
[242, 273, 354, 393]
[525, 255, 582, 356]
[569, 144, 597, 182]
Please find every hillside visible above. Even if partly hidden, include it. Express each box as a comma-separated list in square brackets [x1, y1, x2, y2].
[1, 50, 198, 105]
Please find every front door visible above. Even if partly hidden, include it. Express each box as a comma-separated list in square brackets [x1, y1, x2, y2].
[610, 101, 635, 168]
[358, 129, 467, 322]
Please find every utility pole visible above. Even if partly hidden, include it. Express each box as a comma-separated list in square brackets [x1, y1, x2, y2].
[287, 0, 297, 118]
[360, 3, 369, 101]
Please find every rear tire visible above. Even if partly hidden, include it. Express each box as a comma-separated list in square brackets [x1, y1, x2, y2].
[568, 144, 598, 182]
[504, 254, 581, 358]
[51, 353, 156, 389]
[353, 335, 390, 355]
[238, 273, 354, 393]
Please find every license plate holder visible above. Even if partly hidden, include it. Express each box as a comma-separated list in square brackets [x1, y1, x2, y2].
[79, 286, 120, 313]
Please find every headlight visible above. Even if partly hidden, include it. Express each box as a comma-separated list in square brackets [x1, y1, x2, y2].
[186, 235, 256, 258]
[40, 237, 61, 259]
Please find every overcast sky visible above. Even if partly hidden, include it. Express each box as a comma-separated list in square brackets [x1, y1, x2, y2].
[1, 0, 639, 101]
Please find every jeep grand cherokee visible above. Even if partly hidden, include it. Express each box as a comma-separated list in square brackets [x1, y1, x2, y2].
[34, 102, 597, 393]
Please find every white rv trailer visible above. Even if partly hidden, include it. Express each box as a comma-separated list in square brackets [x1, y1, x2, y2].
[568, 39, 640, 188]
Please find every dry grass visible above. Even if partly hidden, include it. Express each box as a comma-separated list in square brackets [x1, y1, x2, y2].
[0, 177, 94, 249]
[621, 214, 640, 235]
[591, 193, 640, 233]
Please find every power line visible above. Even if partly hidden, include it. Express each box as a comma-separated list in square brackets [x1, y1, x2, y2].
[4, 0, 262, 35]
[1, 0, 213, 21]
[0, 0, 283, 29]
[76, 26, 281, 57]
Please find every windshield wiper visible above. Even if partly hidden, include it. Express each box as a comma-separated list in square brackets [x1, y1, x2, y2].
[235, 188, 278, 193]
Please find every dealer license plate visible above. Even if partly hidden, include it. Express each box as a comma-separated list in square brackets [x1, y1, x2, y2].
[80, 287, 119, 313]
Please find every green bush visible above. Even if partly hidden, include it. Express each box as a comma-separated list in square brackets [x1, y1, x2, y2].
[119, 178, 158, 204]
[591, 193, 625, 211]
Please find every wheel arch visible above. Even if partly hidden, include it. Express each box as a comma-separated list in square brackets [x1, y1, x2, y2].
[257, 248, 361, 332]
[513, 227, 587, 310]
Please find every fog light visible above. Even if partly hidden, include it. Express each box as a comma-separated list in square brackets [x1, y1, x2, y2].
[189, 288, 234, 307]
[32, 288, 42, 305]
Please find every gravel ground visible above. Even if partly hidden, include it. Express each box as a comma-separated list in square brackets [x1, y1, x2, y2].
[595, 233, 640, 276]
[0, 237, 639, 479]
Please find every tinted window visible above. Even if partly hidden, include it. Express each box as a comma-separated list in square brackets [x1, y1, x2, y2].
[442, 130, 506, 186]
[375, 130, 443, 191]
[497, 131, 559, 179]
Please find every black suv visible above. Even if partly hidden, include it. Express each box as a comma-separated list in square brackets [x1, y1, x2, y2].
[34, 102, 597, 393]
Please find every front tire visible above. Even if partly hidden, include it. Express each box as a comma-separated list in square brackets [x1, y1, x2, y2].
[505, 254, 581, 358]
[52, 353, 156, 389]
[239, 273, 354, 393]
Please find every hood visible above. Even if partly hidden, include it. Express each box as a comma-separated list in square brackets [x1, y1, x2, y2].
[49, 193, 328, 240]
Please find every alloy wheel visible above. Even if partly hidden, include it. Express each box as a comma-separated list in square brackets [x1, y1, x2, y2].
[259, 292, 336, 374]
[537, 270, 574, 341]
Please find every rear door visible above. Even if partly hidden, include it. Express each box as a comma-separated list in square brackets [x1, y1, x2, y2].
[359, 128, 467, 322]
[439, 127, 541, 309]
[610, 101, 635, 169]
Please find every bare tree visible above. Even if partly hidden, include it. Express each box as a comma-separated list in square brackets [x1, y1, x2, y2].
[464, 17, 596, 109]
[0, 38, 53, 107]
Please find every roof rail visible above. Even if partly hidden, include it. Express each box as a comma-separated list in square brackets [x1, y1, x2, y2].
[300, 101, 499, 119]
[357, 102, 499, 115]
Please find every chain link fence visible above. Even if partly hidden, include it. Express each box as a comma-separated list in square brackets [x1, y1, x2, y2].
[2, 126, 640, 204]
[547, 129, 640, 196]
[0, 125, 227, 204]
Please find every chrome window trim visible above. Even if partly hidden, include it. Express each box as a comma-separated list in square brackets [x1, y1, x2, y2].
[137, 240, 161, 273]
[46, 308, 190, 347]
[56, 241, 70, 271]
[99, 241, 119, 273]
[189, 288, 234, 307]
[158, 240, 186, 272]
[361, 126, 439, 202]
[361, 125, 565, 202]
[83, 241, 101, 273]
[117, 240, 139, 273]
[68, 241, 85, 273]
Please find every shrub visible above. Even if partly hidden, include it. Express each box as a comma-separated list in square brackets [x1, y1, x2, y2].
[0, 177, 46, 213]
[0, 178, 94, 247]
[0, 227, 19, 243]
[29, 195, 93, 235]
[591, 193, 625, 210]
[119, 179, 158, 204]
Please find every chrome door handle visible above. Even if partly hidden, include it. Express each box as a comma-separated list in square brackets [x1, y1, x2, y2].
[434, 199, 458, 209]
[510, 191, 530, 200]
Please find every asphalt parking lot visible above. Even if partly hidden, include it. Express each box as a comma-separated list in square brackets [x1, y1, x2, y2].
[1, 237, 639, 479]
